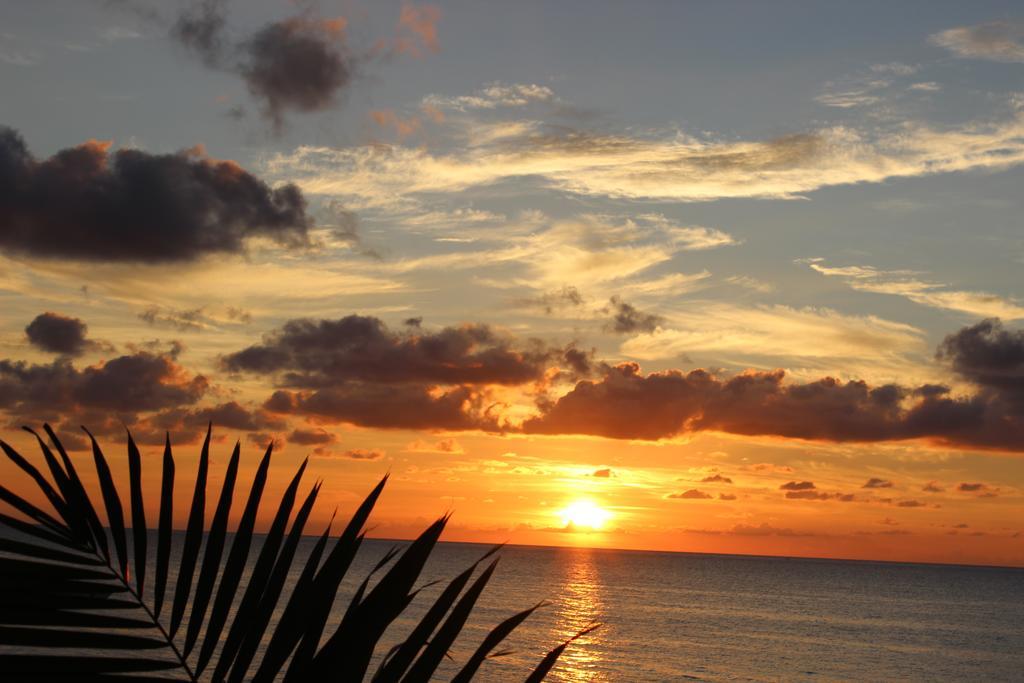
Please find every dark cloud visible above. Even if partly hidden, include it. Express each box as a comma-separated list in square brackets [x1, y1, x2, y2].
[170, 1, 355, 130]
[701, 474, 732, 484]
[604, 296, 663, 334]
[0, 127, 311, 262]
[288, 427, 337, 445]
[784, 488, 854, 501]
[171, 0, 227, 67]
[139, 305, 253, 331]
[150, 401, 284, 433]
[344, 448, 384, 460]
[310, 446, 384, 460]
[938, 319, 1024, 407]
[25, 312, 90, 356]
[225, 307, 252, 324]
[140, 306, 205, 331]
[667, 489, 712, 500]
[240, 18, 353, 130]
[897, 500, 926, 508]
[246, 432, 285, 451]
[522, 363, 711, 440]
[517, 286, 584, 315]
[560, 346, 594, 379]
[591, 468, 611, 478]
[780, 481, 816, 491]
[719, 493, 737, 500]
[785, 490, 831, 500]
[862, 477, 894, 489]
[223, 315, 557, 387]
[0, 352, 207, 421]
[521, 338, 1024, 450]
[957, 482, 995, 494]
[263, 384, 500, 431]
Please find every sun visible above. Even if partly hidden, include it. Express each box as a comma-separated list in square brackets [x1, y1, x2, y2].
[559, 500, 612, 531]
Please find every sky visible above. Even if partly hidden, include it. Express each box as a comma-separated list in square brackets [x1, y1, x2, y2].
[2, 0, 1023, 567]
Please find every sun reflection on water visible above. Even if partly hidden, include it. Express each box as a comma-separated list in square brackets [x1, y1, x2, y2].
[550, 547, 607, 681]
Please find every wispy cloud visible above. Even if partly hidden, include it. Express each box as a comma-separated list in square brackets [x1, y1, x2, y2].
[805, 259, 1024, 319]
[357, 213, 736, 292]
[268, 101, 1024, 204]
[931, 21, 1024, 63]
[620, 303, 926, 376]
[423, 82, 555, 111]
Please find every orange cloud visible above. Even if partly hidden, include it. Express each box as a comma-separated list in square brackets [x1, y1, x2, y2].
[371, 109, 422, 137]
[395, 3, 441, 57]
[420, 102, 445, 123]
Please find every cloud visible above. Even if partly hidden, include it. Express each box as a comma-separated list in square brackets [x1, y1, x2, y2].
[957, 482, 992, 493]
[862, 477, 894, 489]
[931, 21, 1024, 62]
[515, 286, 585, 315]
[666, 489, 712, 500]
[897, 500, 926, 508]
[521, 328, 1024, 450]
[312, 447, 385, 460]
[393, 3, 441, 57]
[288, 427, 337, 445]
[923, 481, 945, 493]
[239, 17, 353, 130]
[138, 305, 253, 332]
[604, 297, 664, 334]
[406, 437, 464, 454]
[701, 474, 733, 484]
[423, 82, 554, 111]
[0, 127, 311, 263]
[139, 306, 205, 332]
[0, 351, 208, 419]
[171, 0, 227, 67]
[729, 523, 814, 537]
[785, 489, 834, 500]
[780, 481, 816, 491]
[25, 312, 91, 356]
[267, 108, 1024, 204]
[719, 493, 737, 500]
[208, 315, 1024, 448]
[591, 467, 612, 478]
[619, 304, 925, 372]
[937, 319, 1024, 402]
[814, 78, 889, 109]
[172, 1, 355, 130]
[740, 463, 794, 474]
[724, 275, 774, 293]
[149, 401, 284, 436]
[806, 260, 1024, 319]
[264, 384, 500, 431]
[371, 109, 422, 138]
[223, 314, 557, 386]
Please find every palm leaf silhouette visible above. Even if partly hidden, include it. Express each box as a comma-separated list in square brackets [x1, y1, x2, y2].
[0, 424, 593, 681]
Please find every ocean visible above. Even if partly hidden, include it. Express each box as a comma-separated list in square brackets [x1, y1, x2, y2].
[372, 540, 1024, 681]
[7, 532, 1024, 681]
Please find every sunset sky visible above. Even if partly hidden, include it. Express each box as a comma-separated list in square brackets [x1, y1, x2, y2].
[2, 0, 1023, 567]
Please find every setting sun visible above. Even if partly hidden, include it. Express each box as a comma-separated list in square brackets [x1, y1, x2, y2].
[559, 500, 612, 530]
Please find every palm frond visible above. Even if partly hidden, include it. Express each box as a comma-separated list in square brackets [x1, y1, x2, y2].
[0, 424, 590, 681]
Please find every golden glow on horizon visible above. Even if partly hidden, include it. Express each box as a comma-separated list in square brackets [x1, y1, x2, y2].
[559, 500, 612, 531]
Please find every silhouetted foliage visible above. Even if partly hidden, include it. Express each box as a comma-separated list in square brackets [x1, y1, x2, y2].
[0, 424, 590, 680]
